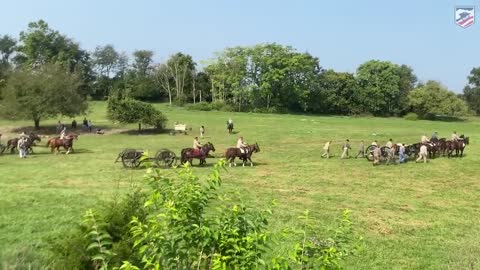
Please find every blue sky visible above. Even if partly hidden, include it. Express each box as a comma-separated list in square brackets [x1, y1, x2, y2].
[1, 0, 479, 92]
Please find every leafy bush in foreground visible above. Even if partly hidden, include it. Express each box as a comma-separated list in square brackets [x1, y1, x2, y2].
[54, 161, 362, 269]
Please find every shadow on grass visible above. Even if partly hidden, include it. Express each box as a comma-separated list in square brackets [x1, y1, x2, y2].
[10, 125, 114, 136]
[118, 128, 174, 136]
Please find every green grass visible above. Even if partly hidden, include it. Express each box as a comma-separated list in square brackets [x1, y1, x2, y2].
[1, 101, 480, 269]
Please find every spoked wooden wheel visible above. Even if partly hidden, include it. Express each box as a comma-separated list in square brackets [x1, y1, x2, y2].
[365, 145, 376, 161]
[155, 149, 177, 168]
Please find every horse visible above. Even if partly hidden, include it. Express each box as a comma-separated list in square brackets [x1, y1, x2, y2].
[7, 133, 41, 154]
[180, 142, 215, 166]
[227, 122, 234, 134]
[446, 135, 469, 158]
[225, 143, 260, 167]
[47, 133, 79, 153]
[46, 134, 78, 154]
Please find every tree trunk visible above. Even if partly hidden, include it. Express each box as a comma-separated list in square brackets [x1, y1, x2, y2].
[192, 74, 196, 104]
[199, 88, 202, 102]
[34, 118, 40, 129]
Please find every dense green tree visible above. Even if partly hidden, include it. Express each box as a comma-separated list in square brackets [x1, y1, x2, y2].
[1, 64, 87, 128]
[463, 67, 480, 115]
[0, 35, 17, 83]
[309, 70, 359, 114]
[16, 20, 89, 72]
[107, 98, 167, 131]
[92, 45, 124, 77]
[125, 50, 159, 100]
[408, 81, 469, 118]
[356, 60, 401, 116]
[205, 44, 321, 111]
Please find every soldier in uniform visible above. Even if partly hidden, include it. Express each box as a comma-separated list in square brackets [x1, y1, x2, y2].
[321, 141, 331, 159]
[340, 139, 351, 159]
[416, 144, 428, 163]
[355, 140, 365, 158]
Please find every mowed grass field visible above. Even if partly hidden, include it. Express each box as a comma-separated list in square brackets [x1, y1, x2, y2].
[1, 101, 480, 269]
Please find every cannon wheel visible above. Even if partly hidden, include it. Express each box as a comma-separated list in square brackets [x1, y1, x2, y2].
[155, 149, 177, 168]
[120, 150, 143, 168]
[365, 145, 377, 161]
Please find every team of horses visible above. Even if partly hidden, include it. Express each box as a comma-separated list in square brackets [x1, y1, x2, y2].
[405, 135, 469, 159]
[180, 141, 261, 167]
[3, 132, 78, 155]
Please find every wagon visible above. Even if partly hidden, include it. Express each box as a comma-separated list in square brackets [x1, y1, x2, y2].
[170, 124, 190, 135]
[115, 148, 177, 168]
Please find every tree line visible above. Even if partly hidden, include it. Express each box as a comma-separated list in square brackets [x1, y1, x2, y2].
[1, 20, 479, 127]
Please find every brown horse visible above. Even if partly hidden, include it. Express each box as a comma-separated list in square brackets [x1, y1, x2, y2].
[224, 143, 260, 167]
[46, 134, 78, 154]
[7, 133, 41, 154]
[446, 135, 469, 158]
[180, 142, 215, 166]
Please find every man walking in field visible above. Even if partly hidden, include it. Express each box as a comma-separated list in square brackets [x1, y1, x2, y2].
[17, 133, 28, 159]
[321, 141, 331, 159]
[355, 140, 365, 158]
[200, 125, 205, 138]
[399, 143, 406, 163]
[416, 144, 428, 163]
[372, 146, 381, 166]
[340, 139, 351, 159]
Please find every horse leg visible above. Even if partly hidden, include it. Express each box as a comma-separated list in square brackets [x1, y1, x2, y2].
[249, 157, 253, 167]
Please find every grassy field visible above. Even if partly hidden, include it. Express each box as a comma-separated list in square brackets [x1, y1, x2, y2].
[1, 101, 480, 269]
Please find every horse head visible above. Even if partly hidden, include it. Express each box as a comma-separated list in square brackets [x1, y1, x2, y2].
[67, 132, 79, 140]
[206, 142, 215, 152]
[30, 133, 41, 142]
[254, 142, 260, 153]
[464, 136, 469, 145]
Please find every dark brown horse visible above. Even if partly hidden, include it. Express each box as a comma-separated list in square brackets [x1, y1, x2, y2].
[7, 133, 41, 154]
[224, 143, 260, 167]
[46, 134, 78, 154]
[227, 122, 234, 134]
[181, 142, 215, 166]
[446, 135, 469, 158]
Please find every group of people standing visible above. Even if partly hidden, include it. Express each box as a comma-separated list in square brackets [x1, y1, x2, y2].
[321, 131, 462, 166]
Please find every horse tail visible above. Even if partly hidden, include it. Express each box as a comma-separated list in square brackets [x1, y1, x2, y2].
[46, 140, 50, 147]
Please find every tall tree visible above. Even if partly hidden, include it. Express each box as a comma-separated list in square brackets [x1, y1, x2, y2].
[0, 35, 16, 81]
[1, 64, 87, 128]
[132, 50, 154, 77]
[356, 60, 403, 116]
[16, 20, 89, 72]
[408, 81, 469, 118]
[165, 52, 196, 101]
[0, 35, 16, 65]
[92, 45, 121, 77]
[463, 67, 480, 115]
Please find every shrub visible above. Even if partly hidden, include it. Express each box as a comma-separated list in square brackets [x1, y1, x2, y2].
[403, 112, 419, 121]
[186, 102, 212, 111]
[107, 98, 168, 131]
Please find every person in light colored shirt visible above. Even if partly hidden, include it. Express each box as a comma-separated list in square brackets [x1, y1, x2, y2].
[421, 134, 430, 144]
[321, 141, 331, 159]
[416, 144, 428, 163]
[386, 138, 393, 148]
[340, 139, 351, 159]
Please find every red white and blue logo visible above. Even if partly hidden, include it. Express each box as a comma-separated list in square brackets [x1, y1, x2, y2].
[455, 7, 475, 28]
